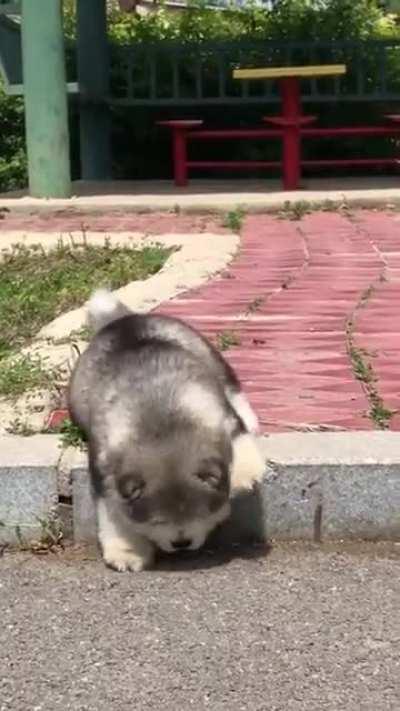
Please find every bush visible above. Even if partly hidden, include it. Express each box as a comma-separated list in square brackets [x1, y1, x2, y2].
[64, 0, 400, 44]
[0, 83, 27, 192]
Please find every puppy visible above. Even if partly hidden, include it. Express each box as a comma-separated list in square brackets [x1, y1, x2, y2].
[68, 289, 265, 572]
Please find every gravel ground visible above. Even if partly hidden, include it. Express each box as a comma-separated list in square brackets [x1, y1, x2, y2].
[1, 542, 399, 711]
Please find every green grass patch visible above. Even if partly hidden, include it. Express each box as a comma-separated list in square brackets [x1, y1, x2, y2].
[278, 200, 311, 221]
[58, 417, 87, 450]
[0, 240, 173, 352]
[223, 207, 245, 233]
[0, 354, 55, 398]
[0, 239, 174, 396]
[216, 330, 241, 351]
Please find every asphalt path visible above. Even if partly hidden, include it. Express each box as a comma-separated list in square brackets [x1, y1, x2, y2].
[1, 542, 399, 710]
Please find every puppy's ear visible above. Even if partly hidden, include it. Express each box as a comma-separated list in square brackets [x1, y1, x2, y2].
[230, 433, 266, 493]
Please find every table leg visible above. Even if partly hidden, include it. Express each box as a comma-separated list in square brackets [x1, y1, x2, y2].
[283, 125, 301, 190]
[280, 77, 301, 190]
[172, 127, 188, 187]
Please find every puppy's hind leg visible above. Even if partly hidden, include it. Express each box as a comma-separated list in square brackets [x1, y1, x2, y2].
[96, 499, 154, 572]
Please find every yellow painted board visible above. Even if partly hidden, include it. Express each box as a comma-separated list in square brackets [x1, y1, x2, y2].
[233, 64, 347, 80]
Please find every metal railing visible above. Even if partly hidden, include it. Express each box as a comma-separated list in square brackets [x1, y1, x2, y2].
[109, 38, 400, 105]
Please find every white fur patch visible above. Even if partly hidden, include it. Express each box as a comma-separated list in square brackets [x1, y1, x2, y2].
[227, 391, 259, 434]
[87, 288, 121, 332]
[97, 499, 154, 572]
[230, 433, 265, 493]
[103, 404, 134, 453]
[180, 383, 225, 429]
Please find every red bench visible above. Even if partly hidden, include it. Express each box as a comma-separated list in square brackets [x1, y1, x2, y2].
[158, 118, 400, 191]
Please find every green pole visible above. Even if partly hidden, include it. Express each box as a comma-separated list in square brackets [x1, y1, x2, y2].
[77, 0, 111, 180]
[21, 0, 71, 198]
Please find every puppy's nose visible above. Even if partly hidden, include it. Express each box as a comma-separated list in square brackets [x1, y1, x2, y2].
[172, 538, 192, 550]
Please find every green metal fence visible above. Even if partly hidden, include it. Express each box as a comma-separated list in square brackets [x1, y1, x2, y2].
[109, 38, 400, 106]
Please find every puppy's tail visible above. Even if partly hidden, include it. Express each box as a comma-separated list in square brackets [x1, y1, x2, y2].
[87, 289, 130, 333]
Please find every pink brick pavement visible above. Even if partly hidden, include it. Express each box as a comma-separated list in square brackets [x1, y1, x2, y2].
[2, 209, 400, 432]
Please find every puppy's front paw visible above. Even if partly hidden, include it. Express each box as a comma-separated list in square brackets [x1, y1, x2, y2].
[230, 433, 266, 493]
[102, 538, 154, 573]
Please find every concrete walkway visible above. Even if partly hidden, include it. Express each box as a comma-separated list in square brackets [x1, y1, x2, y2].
[1, 206, 400, 432]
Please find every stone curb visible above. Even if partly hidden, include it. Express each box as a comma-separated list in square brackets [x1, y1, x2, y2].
[2, 184, 400, 215]
[1, 432, 400, 545]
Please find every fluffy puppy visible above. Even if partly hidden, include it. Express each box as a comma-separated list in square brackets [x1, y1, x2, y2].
[68, 289, 265, 571]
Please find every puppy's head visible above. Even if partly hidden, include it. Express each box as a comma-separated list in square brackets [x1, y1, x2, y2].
[96, 383, 236, 552]
[114, 427, 232, 552]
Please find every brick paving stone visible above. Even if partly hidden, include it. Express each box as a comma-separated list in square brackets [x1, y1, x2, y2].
[352, 211, 400, 427]
[156, 212, 379, 431]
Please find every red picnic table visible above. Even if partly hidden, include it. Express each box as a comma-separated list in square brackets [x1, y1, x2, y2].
[232, 64, 347, 190]
[159, 64, 400, 190]
[158, 64, 346, 191]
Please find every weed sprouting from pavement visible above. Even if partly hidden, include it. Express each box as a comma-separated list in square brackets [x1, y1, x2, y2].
[57, 417, 87, 450]
[216, 330, 241, 351]
[346, 299, 394, 430]
[245, 296, 265, 315]
[279, 200, 311, 221]
[6, 417, 36, 436]
[278, 199, 353, 221]
[223, 207, 245, 233]
[2, 518, 64, 554]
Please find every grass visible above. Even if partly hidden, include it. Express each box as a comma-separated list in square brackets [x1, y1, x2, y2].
[0, 354, 55, 398]
[0, 239, 173, 396]
[0, 517, 64, 554]
[0, 239, 173, 354]
[58, 418, 87, 450]
[6, 417, 36, 436]
[278, 200, 311, 221]
[347, 316, 394, 430]
[223, 207, 245, 233]
[278, 199, 353, 221]
[348, 344, 375, 386]
[216, 330, 241, 351]
[347, 282, 394, 429]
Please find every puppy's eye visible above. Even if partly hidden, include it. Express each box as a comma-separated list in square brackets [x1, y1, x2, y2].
[129, 486, 143, 501]
[118, 475, 144, 501]
[196, 470, 222, 489]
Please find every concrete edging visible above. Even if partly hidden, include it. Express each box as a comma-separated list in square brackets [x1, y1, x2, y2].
[2, 180, 400, 214]
[1, 432, 400, 546]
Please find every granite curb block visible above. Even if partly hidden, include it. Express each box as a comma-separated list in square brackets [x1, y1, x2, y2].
[1, 432, 400, 545]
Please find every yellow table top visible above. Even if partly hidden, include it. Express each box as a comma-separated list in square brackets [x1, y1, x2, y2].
[233, 64, 347, 80]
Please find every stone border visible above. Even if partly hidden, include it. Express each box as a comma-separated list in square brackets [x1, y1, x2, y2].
[1, 432, 400, 546]
[2, 179, 400, 213]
